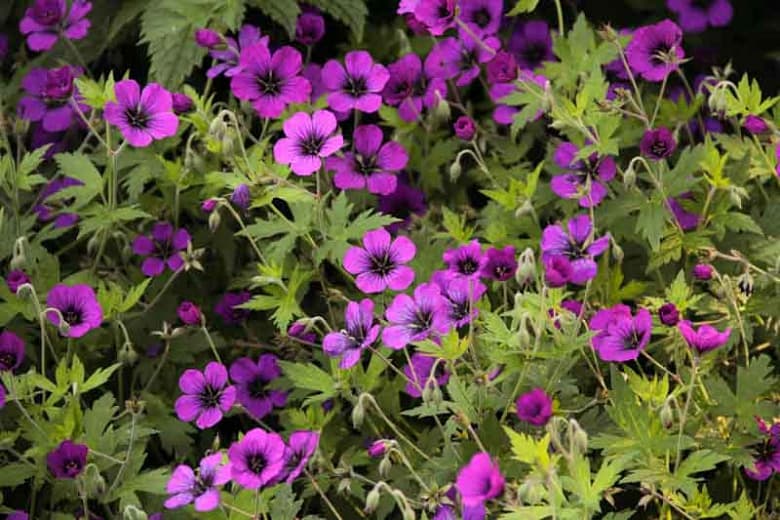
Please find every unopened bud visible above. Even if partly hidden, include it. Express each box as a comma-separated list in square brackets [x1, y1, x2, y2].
[352, 400, 365, 428]
[58, 319, 71, 337]
[433, 96, 451, 122]
[569, 419, 588, 454]
[365, 485, 382, 513]
[515, 247, 536, 286]
[10, 238, 26, 270]
[221, 133, 235, 156]
[612, 241, 624, 263]
[337, 478, 352, 494]
[430, 385, 443, 405]
[449, 159, 462, 182]
[623, 163, 636, 189]
[208, 210, 222, 232]
[514, 199, 535, 218]
[122, 505, 148, 520]
[379, 456, 393, 478]
[118, 343, 138, 365]
[660, 398, 674, 429]
[402, 506, 416, 520]
[208, 116, 227, 140]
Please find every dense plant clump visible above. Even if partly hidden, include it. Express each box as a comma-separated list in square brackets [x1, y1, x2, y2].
[1, 0, 780, 518]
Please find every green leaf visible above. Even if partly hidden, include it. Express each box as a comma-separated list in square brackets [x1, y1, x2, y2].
[278, 361, 336, 396]
[269, 484, 304, 520]
[82, 363, 122, 393]
[0, 462, 37, 487]
[117, 278, 153, 313]
[635, 200, 667, 251]
[306, 0, 367, 41]
[507, 0, 540, 15]
[247, 0, 300, 38]
[53, 153, 104, 209]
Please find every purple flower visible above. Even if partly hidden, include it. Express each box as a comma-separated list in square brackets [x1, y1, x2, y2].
[175, 362, 236, 429]
[47, 440, 88, 479]
[228, 428, 287, 489]
[432, 271, 486, 328]
[288, 322, 318, 345]
[322, 51, 389, 113]
[172, 93, 194, 115]
[323, 299, 380, 369]
[516, 387, 553, 426]
[551, 141, 616, 208]
[195, 28, 222, 48]
[383, 53, 447, 122]
[508, 20, 554, 71]
[486, 50, 518, 84]
[214, 291, 251, 325]
[640, 127, 677, 161]
[658, 303, 680, 326]
[668, 194, 701, 231]
[378, 174, 427, 232]
[434, 504, 457, 520]
[46, 284, 103, 338]
[589, 305, 652, 362]
[104, 80, 179, 148]
[343, 228, 416, 293]
[282, 430, 320, 483]
[490, 71, 547, 125]
[20, 0, 92, 52]
[368, 439, 389, 458]
[383, 283, 450, 349]
[273, 110, 344, 176]
[540, 214, 610, 285]
[454, 116, 477, 141]
[551, 299, 584, 328]
[201, 198, 217, 213]
[296, 12, 325, 46]
[7, 511, 28, 520]
[425, 27, 499, 87]
[177, 301, 202, 325]
[231, 43, 310, 119]
[230, 355, 287, 420]
[7, 270, 31, 294]
[34, 177, 83, 228]
[692, 263, 713, 281]
[328, 124, 407, 194]
[414, 0, 456, 35]
[456, 452, 504, 506]
[481, 246, 517, 281]
[678, 320, 731, 354]
[132, 222, 191, 277]
[667, 0, 733, 34]
[0, 331, 25, 372]
[303, 63, 328, 103]
[165, 453, 231, 512]
[459, 0, 503, 35]
[231, 183, 251, 210]
[743, 115, 769, 134]
[206, 25, 269, 79]
[626, 20, 685, 82]
[403, 352, 450, 397]
[443, 240, 485, 279]
[543, 255, 572, 288]
[744, 419, 780, 481]
[18, 66, 85, 133]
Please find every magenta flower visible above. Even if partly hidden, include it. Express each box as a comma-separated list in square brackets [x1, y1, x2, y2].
[104, 80, 179, 147]
[516, 387, 553, 426]
[7, 270, 31, 294]
[46, 284, 103, 338]
[744, 418, 780, 481]
[455, 452, 505, 506]
[403, 352, 450, 397]
[231, 183, 251, 210]
[551, 141, 616, 208]
[0, 34, 7, 62]
[668, 194, 701, 231]
[743, 115, 769, 134]
[273, 110, 344, 176]
[343, 228, 416, 293]
[18, 66, 86, 133]
[678, 320, 731, 354]
[640, 127, 677, 160]
[327, 124, 407, 195]
[281, 430, 320, 483]
[667, 0, 732, 33]
[454, 115, 476, 140]
[540, 214, 610, 285]
[47, 440, 88, 479]
[214, 291, 251, 325]
[206, 25, 268, 79]
[231, 43, 310, 119]
[658, 303, 680, 326]
[383, 53, 447, 122]
[7, 511, 27, 520]
[432, 271, 486, 328]
[481, 246, 517, 281]
[589, 305, 652, 362]
[382, 283, 450, 349]
[177, 301, 202, 325]
[322, 51, 389, 113]
[626, 20, 685, 82]
[296, 11, 325, 46]
[323, 299, 380, 369]
[378, 174, 428, 233]
[459, 0, 503, 35]
[425, 27, 499, 87]
[543, 255, 573, 288]
[229, 354, 287, 420]
[175, 362, 236, 429]
[288, 322, 318, 345]
[0, 331, 25, 372]
[508, 20, 554, 71]
[165, 453, 231, 512]
[486, 50, 518, 84]
[132, 222, 191, 277]
[20, 0, 91, 52]
[414, 0, 456, 35]
[443, 241, 486, 280]
[195, 28, 222, 48]
[228, 428, 287, 489]
[172, 93, 194, 115]
[368, 439, 389, 458]
[692, 263, 713, 280]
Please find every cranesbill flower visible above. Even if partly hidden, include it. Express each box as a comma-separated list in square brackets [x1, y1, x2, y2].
[456, 452, 504, 506]
[288, 322, 318, 345]
[7, 270, 31, 294]
[481, 245, 517, 281]
[231, 43, 310, 119]
[678, 320, 731, 354]
[195, 28, 222, 48]
[443, 240, 486, 279]
[343, 228, 416, 293]
[34, 177, 83, 229]
[540, 214, 609, 285]
[551, 141, 616, 208]
[414, 0, 456, 35]
[378, 173, 427, 233]
[516, 387, 553, 426]
[323, 299, 380, 369]
[454, 115, 476, 141]
[165, 453, 231, 512]
[175, 362, 236, 429]
[47, 440, 88, 479]
[692, 263, 713, 280]
[228, 428, 287, 489]
[432, 271, 486, 328]
[20, 0, 92, 52]
[459, 0, 503, 35]
[231, 184, 251, 210]
[640, 127, 677, 160]
[383, 283, 450, 349]
[425, 27, 499, 87]
[132, 222, 191, 277]
[658, 303, 680, 326]
[206, 25, 268, 78]
[543, 255, 572, 288]
[46, 284, 103, 338]
[282, 430, 320, 483]
[172, 93, 194, 115]
[177, 301, 202, 325]
[229, 354, 287, 420]
[744, 418, 780, 481]
[273, 110, 344, 176]
[486, 50, 518, 84]
[508, 20, 554, 71]
[0, 331, 25, 372]
[589, 305, 652, 362]
[18, 66, 85, 133]
[668, 194, 701, 231]
[328, 124, 407, 194]
[433, 504, 457, 520]
[296, 11, 325, 46]
[383, 53, 447, 122]
[322, 51, 389, 113]
[667, 0, 733, 34]
[104, 80, 179, 147]
[743, 115, 769, 134]
[403, 352, 450, 397]
[626, 20, 685, 82]
[214, 291, 251, 325]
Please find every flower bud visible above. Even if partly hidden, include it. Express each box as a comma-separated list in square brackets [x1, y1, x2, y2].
[10, 240, 26, 271]
[123, 505, 148, 520]
[569, 419, 588, 454]
[660, 398, 674, 429]
[201, 198, 218, 213]
[433, 96, 451, 122]
[514, 199, 535, 218]
[221, 133, 235, 156]
[453, 115, 476, 141]
[658, 302, 680, 326]
[515, 247, 536, 286]
[208, 116, 227, 140]
[172, 93, 194, 115]
[623, 162, 636, 189]
[231, 184, 251, 210]
[402, 506, 416, 520]
[692, 263, 713, 281]
[368, 440, 388, 458]
[337, 478, 352, 494]
[195, 28, 222, 49]
[449, 158, 462, 182]
[208, 210, 222, 232]
[177, 301, 202, 325]
[365, 485, 382, 513]
[378, 455, 393, 478]
[6, 270, 30, 294]
[611, 241, 624, 263]
[352, 399, 365, 428]
[118, 342, 138, 365]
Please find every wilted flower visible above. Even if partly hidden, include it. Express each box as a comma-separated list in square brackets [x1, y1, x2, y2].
[454, 115, 477, 140]
[165, 453, 231, 512]
[589, 305, 652, 362]
[540, 215, 610, 285]
[327, 124, 407, 194]
[47, 440, 88, 479]
[288, 322, 318, 345]
[46, 284, 103, 338]
[640, 127, 677, 160]
[273, 110, 344, 176]
[20, 0, 92, 52]
[343, 228, 416, 293]
[515, 387, 553, 426]
[172, 92, 194, 115]
[282, 430, 320, 483]
[228, 428, 287, 489]
[508, 20, 554, 71]
[658, 302, 680, 326]
[551, 141, 616, 208]
[323, 299, 381, 369]
[383, 283, 450, 349]
[177, 301, 202, 325]
[6, 270, 31, 294]
[104, 80, 179, 147]
[678, 320, 731, 354]
[322, 51, 389, 113]
[0, 331, 25, 372]
[666, 0, 733, 34]
[132, 222, 191, 277]
[214, 291, 251, 325]
[455, 452, 505, 506]
[229, 354, 287, 420]
[175, 362, 236, 429]
[692, 263, 713, 280]
[231, 184, 251, 210]
[296, 11, 326, 46]
[402, 352, 450, 397]
[626, 20, 685, 82]
[18, 66, 86, 133]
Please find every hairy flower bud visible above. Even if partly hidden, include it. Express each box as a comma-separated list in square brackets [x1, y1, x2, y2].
[118, 342, 138, 365]
[623, 162, 636, 189]
[515, 247, 536, 286]
[378, 455, 393, 478]
[352, 400, 365, 428]
[448, 158, 462, 181]
[660, 398, 674, 429]
[365, 485, 382, 513]
[569, 419, 589, 454]
[208, 210, 222, 232]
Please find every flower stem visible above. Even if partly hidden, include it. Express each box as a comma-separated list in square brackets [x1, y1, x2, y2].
[674, 356, 698, 470]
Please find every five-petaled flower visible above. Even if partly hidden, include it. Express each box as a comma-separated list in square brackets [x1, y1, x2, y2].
[104, 80, 179, 147]
[323, 299, 381, 369]
[175, 362, 236, 429]
[343, 228, 416, 293]
[273, 110, 344, 176]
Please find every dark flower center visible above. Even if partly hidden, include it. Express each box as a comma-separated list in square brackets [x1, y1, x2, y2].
[436, 3, 451, 19]
[691, 0, 714, 9]
[248, 453, 267, 474]
[199, 385, 222, 408]
[370, 252, 395, 276]
[412, 309, 434, 332]
[64, 459, 81, 474]
[450, 300, 470, 323]
[494, 265, 509, 278]
[248, 377, 268, 399]
[650, 140, 669, 157]
[521, 43, 548, 68]
[650, 44, 675, 66]
[62, 306, 83, 326]
[257, 72, 281, 95]
[480, 476, 494, 494]
[356, 154, 378, 176]
[0, 352, 16, 370]
[347, 75, 368, 97]
[458, 258, 479, 275]
[622, 330, 642, 350]
[300, 134, 325, 156]
[286, 450, 302, 472]
[472, 8, 491, 29]
[124, 108, 150, 129]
